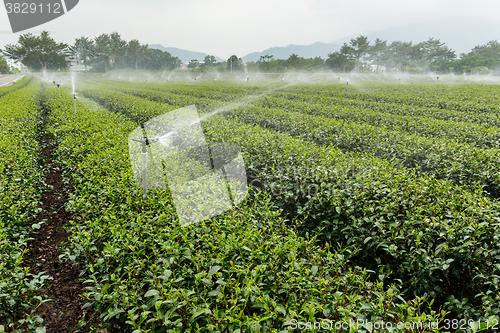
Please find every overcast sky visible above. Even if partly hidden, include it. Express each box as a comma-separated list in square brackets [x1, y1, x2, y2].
[1, 0, 499, 58]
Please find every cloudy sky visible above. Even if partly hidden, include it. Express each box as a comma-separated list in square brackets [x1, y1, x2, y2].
[1, 0, 499, 58]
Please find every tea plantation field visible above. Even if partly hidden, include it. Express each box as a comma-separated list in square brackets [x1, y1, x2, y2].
[1, 74, 500, 332]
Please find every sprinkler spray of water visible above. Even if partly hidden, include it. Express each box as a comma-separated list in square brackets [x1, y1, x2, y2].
[128, 81, 298, 225]
[128, 105, 248, 226]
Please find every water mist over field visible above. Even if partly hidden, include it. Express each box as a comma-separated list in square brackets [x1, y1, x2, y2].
[78, 69, 500, 85]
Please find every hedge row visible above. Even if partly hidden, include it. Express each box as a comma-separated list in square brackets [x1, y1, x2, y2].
[222, 104, 500, 198]
[43, 85, 446, 332]
[257, 88, 494, 124]
[258, 95, 500, 148]
[81, 80, 500, 149]
[0, 75, 32, 98]
[81, 82, 500, 322]
[82, 77, 265, 102]
[202, 115, 500, 322]
[0, 81, 49, 332]
[277, 82, 500, 114]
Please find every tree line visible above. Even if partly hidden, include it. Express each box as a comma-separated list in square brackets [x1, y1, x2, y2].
[0, 55, 9, 73]
[186, 55, 245, 73]
[240, 37, 499, 75]
[1, 31, 181, 72]
[324, 36, 500, 75]
[1, 31, 499, 75]
[187, 36, 500, 75]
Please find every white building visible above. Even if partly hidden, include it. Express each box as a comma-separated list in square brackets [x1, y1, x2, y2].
[65, 57, 80, 67]
[370, 64, 387, 72]
[6, 59, 25, 71]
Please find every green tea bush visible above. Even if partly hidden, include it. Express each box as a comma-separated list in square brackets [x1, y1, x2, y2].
[78, 81, 500, 322]
[223, 104, 500, 198]
[0, 81, 50, 332]
[202, 116, 500, 321]
[258, 95, 500, 148]
[0, 75, 32, 98]
[44, 86, 446, 332]
[279, 83, 500, 114]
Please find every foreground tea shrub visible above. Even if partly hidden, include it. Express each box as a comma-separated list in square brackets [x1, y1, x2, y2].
[0, 74, 32, 98]
[223, 104, 500, 198]
[202, 116, 500, 321]
[0, 81, 49, 332]
[44, 87, 445, 332]
[77, 79, 500, 323]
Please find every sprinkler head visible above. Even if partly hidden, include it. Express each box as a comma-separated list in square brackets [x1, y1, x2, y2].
[57, 84, 60, 88]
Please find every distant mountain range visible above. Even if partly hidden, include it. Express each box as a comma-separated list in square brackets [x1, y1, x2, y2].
[241, 42, 341, 63]
[148, 45, 225, 64]
[151, 18, 500, 63]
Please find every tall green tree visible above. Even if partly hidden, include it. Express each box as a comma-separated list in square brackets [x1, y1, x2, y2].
[286, 53, 303, 70]
[127, 39, 148, 71]
[188, 59, 199, 69]
[1, 31, 68, 71]
[110, 32, 127, 71]
[245, 61, 258, 72]
[70, 36, 95, 71]
[468, 40, 500, 59]
[457, 40, 500, 70]
[259, 54, 273, 63]
[203, 55, 217, 67]
[258, 58, 287, 73]
[368, 38, 387, 73]
[419, 38, 456, 63]
[94, 33, 112, 73]
[326, 43, 355, 73]
[227, 55, 243, 72]
[386, 41, 413, 70]
[130, 49, 180, 70]
[349, 36, 370, 72]
[303, 57, 325, 71]
[0, 55, 9, 73]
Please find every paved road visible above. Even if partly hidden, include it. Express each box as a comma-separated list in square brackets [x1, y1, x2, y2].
[0, 73, 26, 87]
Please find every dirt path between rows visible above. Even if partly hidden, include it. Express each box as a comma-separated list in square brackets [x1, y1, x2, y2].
[21, 105, 98, 332]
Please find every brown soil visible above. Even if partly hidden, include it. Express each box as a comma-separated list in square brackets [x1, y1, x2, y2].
[21, 110, 99, 332]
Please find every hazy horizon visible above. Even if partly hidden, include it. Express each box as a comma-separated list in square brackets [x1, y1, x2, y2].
[1, 0, 500, 58]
